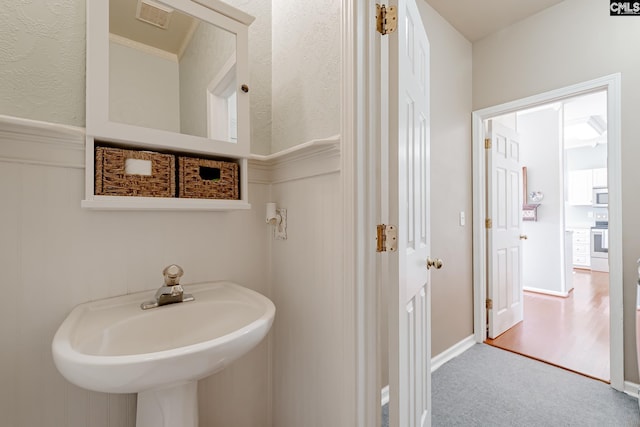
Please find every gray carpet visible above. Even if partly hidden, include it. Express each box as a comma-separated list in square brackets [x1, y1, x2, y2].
[383, 344, 640, 426]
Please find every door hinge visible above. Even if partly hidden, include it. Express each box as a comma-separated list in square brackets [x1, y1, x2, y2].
[485, 218, 492, 229]
[376, 4, 397, 35]
[486, 299, 493, 310]
[484, 138, 492, 149]
[376, 224, 398, 252]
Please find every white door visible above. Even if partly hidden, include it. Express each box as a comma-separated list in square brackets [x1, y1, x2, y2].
[486, 120, 524, 339]
[382, 0, 432, 425]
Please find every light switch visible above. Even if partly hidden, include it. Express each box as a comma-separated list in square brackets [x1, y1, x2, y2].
[459, 211, 465, 226]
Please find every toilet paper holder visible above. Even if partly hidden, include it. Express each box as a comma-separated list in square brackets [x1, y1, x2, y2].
[266, 202, 280, 225]
[266, 202, 287, 240]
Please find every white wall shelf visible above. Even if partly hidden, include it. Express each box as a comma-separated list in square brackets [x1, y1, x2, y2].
[83, 137, 251, 211]
[84, 0, 254, 211]
[81, 195, 250, 211]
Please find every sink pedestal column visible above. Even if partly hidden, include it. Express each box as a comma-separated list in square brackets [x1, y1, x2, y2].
[136, 381, 198, 427]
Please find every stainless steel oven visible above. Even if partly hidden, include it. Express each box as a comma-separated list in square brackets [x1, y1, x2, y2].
[590, 220, 609, 272]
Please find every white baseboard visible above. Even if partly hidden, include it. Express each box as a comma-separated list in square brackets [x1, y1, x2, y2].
[523, 286, 570, 298]
[381, 385, 389, 406]
[623, 380, 640, 401]
[431, 335, 476, 372]
[381, 334, 476, 406]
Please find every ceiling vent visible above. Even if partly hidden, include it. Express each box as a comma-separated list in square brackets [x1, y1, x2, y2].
[136, 0, 174, 29]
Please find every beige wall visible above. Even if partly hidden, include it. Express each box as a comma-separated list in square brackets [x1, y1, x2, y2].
[178, 20, 236, 138]
[473, 0, 640, 381]
[0, 0, 85, 127]
[110, 41, 180, 132]
[271, 0, 341, 152]
[417, 0, 474, 356]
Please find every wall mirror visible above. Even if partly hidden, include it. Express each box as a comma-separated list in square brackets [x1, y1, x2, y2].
[87, 0, 254, 158]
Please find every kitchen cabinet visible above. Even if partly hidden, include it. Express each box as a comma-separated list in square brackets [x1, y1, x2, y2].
[569, 228, 591, 268]
[567, 168, 608, 206]
[592, 168, 607, 188]
[567, 169, 593, 205]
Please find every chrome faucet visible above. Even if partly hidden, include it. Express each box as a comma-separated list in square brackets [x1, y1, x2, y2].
[140, 264, 195, 310]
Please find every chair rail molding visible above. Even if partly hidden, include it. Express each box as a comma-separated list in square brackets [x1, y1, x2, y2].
[0, 115, 341, 189]
[249, 135, 341, 184]
[0, 114, 85, 169]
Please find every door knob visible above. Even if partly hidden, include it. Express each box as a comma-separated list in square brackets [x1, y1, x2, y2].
[426, 257, 443, 270]
[519, 235, 528, 240]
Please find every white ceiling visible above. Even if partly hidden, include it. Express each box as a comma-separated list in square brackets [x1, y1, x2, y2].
[425, 0, 566, 42]
[111, 0, 564, 54]
[563, 91, 607, 122]
[516, 91, 608, 149]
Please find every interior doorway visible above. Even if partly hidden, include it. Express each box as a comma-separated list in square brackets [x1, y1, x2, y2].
[471, 74, 624, 391]
[482, 91, 610, 381]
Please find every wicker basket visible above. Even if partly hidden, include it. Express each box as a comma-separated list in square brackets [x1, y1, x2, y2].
[178, 157, 239, 199]
[95, 146, 176, 197]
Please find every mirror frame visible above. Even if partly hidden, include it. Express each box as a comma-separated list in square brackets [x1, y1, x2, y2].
[86, 0, 253, 158]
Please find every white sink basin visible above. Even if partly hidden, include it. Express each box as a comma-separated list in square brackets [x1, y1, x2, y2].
[52, 281, 275, 427]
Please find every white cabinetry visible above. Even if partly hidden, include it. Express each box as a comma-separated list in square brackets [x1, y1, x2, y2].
[83, 0, 254, 210]
[567, 168, 608, 206]
[567, 169, 593, 205]
[592, 168, 607, 188]
[570, 228, 591, 268]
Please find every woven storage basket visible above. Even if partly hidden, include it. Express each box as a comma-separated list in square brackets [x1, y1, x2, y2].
[178, 157, 239, 199]
[95, 146, 176, 197]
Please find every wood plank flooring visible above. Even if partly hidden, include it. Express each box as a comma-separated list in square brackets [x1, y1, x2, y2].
[485, 269, 610, 382]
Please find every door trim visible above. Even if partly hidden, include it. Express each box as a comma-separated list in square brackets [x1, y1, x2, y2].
[471, 73, 623, 391]
[341, 0, 382, 426]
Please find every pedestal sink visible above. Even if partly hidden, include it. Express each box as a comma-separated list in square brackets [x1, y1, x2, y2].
[52, 281, 275, 427]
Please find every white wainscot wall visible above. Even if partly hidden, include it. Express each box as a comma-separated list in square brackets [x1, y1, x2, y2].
[250, 137, 347, 427]
[0, 116, 345, 427]
[0, 116, 271, 427]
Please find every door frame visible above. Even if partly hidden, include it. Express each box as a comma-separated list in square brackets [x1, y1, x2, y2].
[471, 73, 623, 390]
[341, 0, 383, 426]
[343, 0, 433, 425]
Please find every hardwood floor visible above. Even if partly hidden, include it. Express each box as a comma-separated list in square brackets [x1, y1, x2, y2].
[485, 269, 610, 382]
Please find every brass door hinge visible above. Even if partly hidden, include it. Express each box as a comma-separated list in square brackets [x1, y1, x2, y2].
[485, 218, 492, 229]
[486, 299, 493, 310]
[376, 224, 398, 252]
[484, 138, 492, 149]
[376, 4, 397, 35]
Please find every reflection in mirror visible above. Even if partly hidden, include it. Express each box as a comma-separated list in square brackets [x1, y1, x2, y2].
[108, 0, 238, 143]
